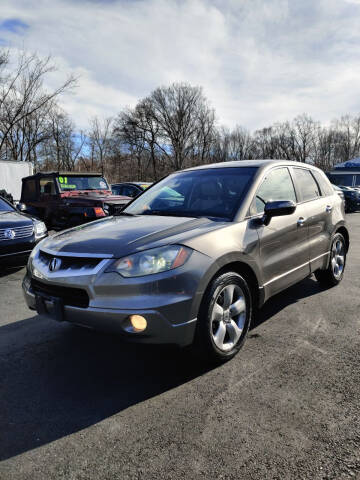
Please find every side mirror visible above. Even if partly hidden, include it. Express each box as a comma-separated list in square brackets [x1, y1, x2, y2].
[263, 200, 296, 226]
[16, 203, 27, 212]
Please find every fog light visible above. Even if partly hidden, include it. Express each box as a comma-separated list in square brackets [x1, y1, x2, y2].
[129, 315, 147, 332]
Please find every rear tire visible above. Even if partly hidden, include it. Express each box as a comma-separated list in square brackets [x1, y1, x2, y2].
[194, 271, 252, 363]
[315, 233, 346, 287]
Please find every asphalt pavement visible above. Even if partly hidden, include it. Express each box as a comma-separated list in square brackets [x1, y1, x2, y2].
[0, 215, 359, 479]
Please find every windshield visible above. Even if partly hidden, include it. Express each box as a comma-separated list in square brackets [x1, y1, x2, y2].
[57, 175, 109, 191]
[0, 198, 14, 212]
[124, 167, 257, 220]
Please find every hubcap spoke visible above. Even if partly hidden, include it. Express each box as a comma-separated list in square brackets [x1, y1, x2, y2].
[213, 321, 226, 348]
[227, 320, 242, 345]
[229, 297, 246, 316]
[212, 302, 224, 322]
[223, 285, 235, 309]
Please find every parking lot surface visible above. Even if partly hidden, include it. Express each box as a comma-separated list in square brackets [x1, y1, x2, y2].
[0, 216, 359, 480]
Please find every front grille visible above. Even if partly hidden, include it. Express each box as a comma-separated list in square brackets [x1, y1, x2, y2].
[31, 278, 89, 308]
[38, 250, 101, 272]
[0, 224, 34, 242]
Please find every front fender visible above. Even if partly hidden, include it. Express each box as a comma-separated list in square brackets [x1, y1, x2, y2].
[188, 251, 262, 320]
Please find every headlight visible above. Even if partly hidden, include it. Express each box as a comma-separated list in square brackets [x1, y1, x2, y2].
[106, 245, 192, 277]
[34, 221, 47, 238]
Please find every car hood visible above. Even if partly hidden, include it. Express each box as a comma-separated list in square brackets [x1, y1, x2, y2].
[40, 215, 227, 257]
[0, 210, 34, 229]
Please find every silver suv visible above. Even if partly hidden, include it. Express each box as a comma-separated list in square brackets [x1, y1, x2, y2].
[23, 160, 349, 362]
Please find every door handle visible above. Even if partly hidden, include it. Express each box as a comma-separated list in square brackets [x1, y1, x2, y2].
[326, 205, 333, 213]
[297, 217, 306, 227]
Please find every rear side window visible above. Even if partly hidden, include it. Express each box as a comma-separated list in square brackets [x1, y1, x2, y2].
[312, 170, 334, 197]
[253, 167, 297, 214]
[294, 168, 321, 202]
[122, 185, 139, 197]
[22, 179, 37, 201]
[40, 179, 57, 195]
[111, 186, 121, 195]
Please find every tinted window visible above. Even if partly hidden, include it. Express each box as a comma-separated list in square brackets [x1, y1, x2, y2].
[0, 198, 14, 212]
[40, 179, 57, 195]
[312, 170, 334, 196]
[294, 168, 321, 202]
[124, 167, 257, 220]
[22, 180, 37, 201]
[253, 168, 297, 214]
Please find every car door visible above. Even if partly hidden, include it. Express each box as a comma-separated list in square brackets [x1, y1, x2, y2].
[252, 166, 310, 297]
[292, 167, 333, 273]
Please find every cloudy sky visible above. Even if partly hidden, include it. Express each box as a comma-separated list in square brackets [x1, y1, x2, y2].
[1, 0, 360, 131]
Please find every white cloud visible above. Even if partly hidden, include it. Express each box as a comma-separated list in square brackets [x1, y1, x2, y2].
[1, 0, 360, 130]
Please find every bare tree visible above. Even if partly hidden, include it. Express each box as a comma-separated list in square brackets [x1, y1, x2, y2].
[114, 99, 166, 180]
[145, 82, 216, 170]
[291, 114, 319, 163]
[0, 50, 76, 160]
[88, 116, 113, 174]
[331, 115, 360, 163]
[39, 108, 85, 171]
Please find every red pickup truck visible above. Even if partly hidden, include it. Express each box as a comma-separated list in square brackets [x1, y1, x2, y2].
[20, 172, 131, 229]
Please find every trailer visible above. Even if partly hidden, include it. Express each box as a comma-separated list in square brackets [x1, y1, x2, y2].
[0, 160, 33, 201]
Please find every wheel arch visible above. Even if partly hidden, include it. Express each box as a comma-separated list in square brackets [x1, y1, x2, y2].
[191, 256, 263, 321]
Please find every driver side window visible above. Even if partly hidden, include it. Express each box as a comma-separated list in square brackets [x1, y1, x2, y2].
[253, 168, 297, 214]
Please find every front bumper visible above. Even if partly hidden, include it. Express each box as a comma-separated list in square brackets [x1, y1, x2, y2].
[22, 276, 197, 346]
[22, 248, 212, 346]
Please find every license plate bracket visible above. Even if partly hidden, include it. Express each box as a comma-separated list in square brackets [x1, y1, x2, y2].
[35, 294, 64, 322]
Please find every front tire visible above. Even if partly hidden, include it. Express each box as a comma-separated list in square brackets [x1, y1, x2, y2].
[315, 233, 346, 287]
[194, 271, 252, 363]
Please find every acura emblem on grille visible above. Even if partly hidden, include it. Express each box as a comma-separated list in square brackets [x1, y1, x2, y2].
[4, 229, 15, 240]
[49, 258, 62, 272]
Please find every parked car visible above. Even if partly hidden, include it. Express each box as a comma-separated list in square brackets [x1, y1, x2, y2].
[333, 185, 360, 212]
[23, 160, 348, 363]
[20, 172, 131, 229]
[0, 196, 47, 264]
[111, 182, 152, 198]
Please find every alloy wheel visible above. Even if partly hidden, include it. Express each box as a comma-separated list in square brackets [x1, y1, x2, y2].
[210, 284, 247, 352]
[331, 238, 345, 280]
